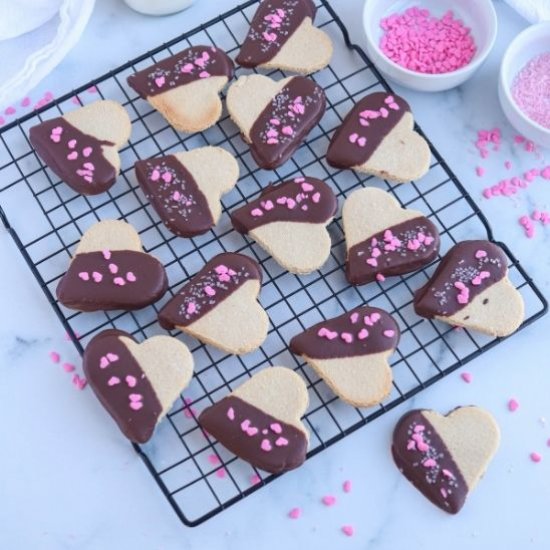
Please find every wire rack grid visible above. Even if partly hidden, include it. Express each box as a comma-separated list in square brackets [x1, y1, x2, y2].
[0, 0, 546, 527]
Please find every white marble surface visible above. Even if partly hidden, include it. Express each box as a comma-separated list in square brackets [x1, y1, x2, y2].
[2, 1, 550, 548]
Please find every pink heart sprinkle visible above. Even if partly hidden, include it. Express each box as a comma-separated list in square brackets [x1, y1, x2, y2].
[282, 126, 294, 136]
[322, 495, 336, 506]
[270, 423, 282, 434]
[380, 107, 389, 118]
[107, 353, 119, 362]
[475, 250, 487, 259]
[199, 71, 210, 79]
[78, 272, 90, 281]
[162, 171, 172, 183]
[227, 407, 235, 420]
[129, 393, 143, 402]
[350, 312, 359, 324]
[83, 162, 95, 171]
[275, 437, 288, 447]
[366, 258, 378, 267]
[342, 526, 354, 537]
[182, 63, 194, 73]
[260, 439, 272, 451]
[113, 277, 126, 286]
[108, 376, 121, 386]
[371, 313, 381, 323]
[50, 134, 61, 143]
[508, 398, 519, 412]
[204, 285, 216, 297]
[83, 147, 93, 157]
[288, 507, 301, 519]
[372, 247, 381, 258]
[341, 332, 353, 344]
[92, 271, 103, 283]
[68, 139, 77, 149]
[151, 169, 160, 182]
[187, 302, 197, 314]
[358, 328, 369, 340]
[241, 419, 251, 431]
[67, 151, 78, 161]
[247, 427, 259, 436]
[102, 249, 111, 260]
[251, 208, 263, 217]
[385, 95, 395, 105]
[129, 402, 143, 411]
[155, 76, 165, 88]
[126, 375, 137, 388]
[263, 200, 274, 211]
[263, 31, 277, 42]
[348, 133, 358, 144]
[99, 357, 110, 369]
[109, 263, 118, 274]
[357, 137, 367, 147]
[286, 198, 296, 209]
[51, 126, 63, 135]
[461, 372, 473, 384]
[126, 272, 137, 283]
[312, 192, 321, 203]
[383, 330, 395, 338]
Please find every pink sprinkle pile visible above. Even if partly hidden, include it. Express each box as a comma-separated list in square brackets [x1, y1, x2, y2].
[380, 7, 476, 74]
[511, 52, 550, 129]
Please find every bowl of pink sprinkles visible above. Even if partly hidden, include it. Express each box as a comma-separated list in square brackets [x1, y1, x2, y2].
[363, 0, 498, 92]
[499, 22, 550, 149]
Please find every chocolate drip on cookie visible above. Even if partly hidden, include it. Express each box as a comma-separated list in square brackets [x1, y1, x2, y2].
[326, 92, 410, 170]
[392, 410, 468, 514]
[135, 155, 213, 237]
[290, 305, 399, 360]
[83, 330, 163, 444]
[249, 76, 326, 169]
[231, 177, 337, 233]
[158, 252, 262, 329]
[127, 45, 234, 98]
[414, 240, 507, 319]
[29, 118, 116, 195]
[347, 217, 440, 285]
[236, 0, 316, 68]
[199, 395, 308, 473]
[57, 250, 168, 311]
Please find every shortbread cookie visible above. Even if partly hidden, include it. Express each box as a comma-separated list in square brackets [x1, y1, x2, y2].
[326, 92, 430, 183]
[135, 147, 239, 237]
[290, 305, 399, 407]
[343, 188, 440, 285]
[158, 252, 268, 354]
[199, 367, 309, 473]
[236, 0, 333, 74]
[84, 329, 193, 443]
[414, 240, 524, 337]
[29, 100, 131, 195]
[127, 45, 234, 133]
[227, 74, 326, 169]
[56, 220, 167, 312]
[392, 406, 500, 514]
[231, 176, 337, 273]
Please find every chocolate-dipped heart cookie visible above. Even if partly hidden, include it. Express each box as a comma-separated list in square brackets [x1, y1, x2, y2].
[56, 220, 168, 312]
[84, 329, 194, 443]
[127, 45, 234, 133]
[227, 74, 326, 169]
[29, 100, 131, 195]
[343, 188, 440, 285]
[231, 176, 337, 274]
[158, 252, 268, 355]
[326, 92, 430, 183]
[414, 240, 524, 337]
[290, 305, 399, 407]
[135, 147, 239, 237]
[236, 0, 333, 74]
[199, 367, 309, 473]
[392, 406, 500, 514]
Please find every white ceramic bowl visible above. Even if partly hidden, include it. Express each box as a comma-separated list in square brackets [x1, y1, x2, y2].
[363, 0, 498, 92]
[499, 22, 550, 149]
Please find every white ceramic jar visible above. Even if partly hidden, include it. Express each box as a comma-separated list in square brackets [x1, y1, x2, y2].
[124, 0, 193, 16]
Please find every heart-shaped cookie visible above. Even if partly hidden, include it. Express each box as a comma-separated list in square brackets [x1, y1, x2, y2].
[227, 74, 326, 169]
[392, 406, 500, 514]
[29, 100, 131, 195]
[290, 305, 399, 407]
[199, 367, 309, 473]
[158, 252, 268, 355]
[84, 329, 194, 443]
[135, 146, 239, 237]
[231, 176, 337, 274]
[414, 240, 525, 337]
[236, 0, 333, 74]
[326, 92, 430, 183]
[56, 220, 168, 312]
[343, 188, 440, 285]
[127, 45, 234, 133]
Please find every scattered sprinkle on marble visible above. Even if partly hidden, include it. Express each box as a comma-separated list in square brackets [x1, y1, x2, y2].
[321, 495, 336, 506]
[288, 507, 301, 519]
[343, 480, 352, 493]
[341, 525, 354, 537]
[508, 398, 519, 412]
[461, 372, 473, 384]
[530, 452, 542, 463]
[62, 363, 76, 373]
[72, 374, 87, 391]
[49, 351, 61, 363]
[207, 454, 221, 465]
[215, 467, 227, 479]
[250, 474, 261, 485]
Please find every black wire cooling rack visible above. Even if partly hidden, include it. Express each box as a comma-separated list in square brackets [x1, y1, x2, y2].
[0, 0, 547, 527]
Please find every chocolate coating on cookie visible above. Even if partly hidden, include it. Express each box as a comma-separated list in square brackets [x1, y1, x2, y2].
[414, 240, 507, 319]
[57, 250, 168, 311]
[199, 395, 307, 473]
[236, 0, 316, 68]
[135, 155, 213, 237]
[83, 329, 163, 444]
[392, 410, 468, 514]
[327, 92, 410, 170]
[29, 118, 116, 195]
[249, 76, 326, 169]
[231, 177, 337, 233]
[347, 217, 440, 285]
[127, 45, 234, 98]
[290, 305, 399, 360]
[158, 252, 262, 329]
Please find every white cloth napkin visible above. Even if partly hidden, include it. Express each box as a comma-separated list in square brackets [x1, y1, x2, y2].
[0, 0, 95, 108]
[504, 0, 550, 23]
